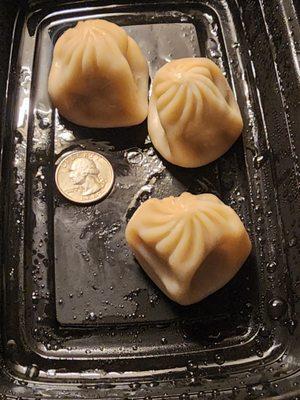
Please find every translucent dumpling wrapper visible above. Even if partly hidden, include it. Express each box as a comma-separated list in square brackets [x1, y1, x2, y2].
[148, 58, 243, 167]
[48, 19, 149, 128]
[125, 192, 251, 305]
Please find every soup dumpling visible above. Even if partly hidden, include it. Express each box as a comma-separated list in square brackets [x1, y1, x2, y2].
[48, 19, 149, 128]
[125, 192, 251, 305]
[148, 58, 243, 167]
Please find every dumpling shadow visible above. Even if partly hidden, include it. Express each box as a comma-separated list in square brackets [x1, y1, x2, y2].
[150, 133, 248, 199]
[59, 115, 149, 152]
[136, 253, 255, 313]
[152, 147, 222, 196]
[133, 249, 256, 345]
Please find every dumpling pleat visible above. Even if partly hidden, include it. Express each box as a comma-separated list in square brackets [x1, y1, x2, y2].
[168, 218, 193, 267]
[199, 75, 223, 99]
[140, 218, 178, 243]
[179, 216, 205, 270]
[63, 36, 80, 65]
[155, 80, 176, 98]
[203, 205, 228, 225]
[156, 218, 186, 257]
[194, 211, 215, 239]
[176, 85, 196, 134]
[81, 34, 97, 74]
[140, 211, 174, 227]
[158, 84, 186, 124]
[156, 83, 179, 112]
[190, 82, 203, 117]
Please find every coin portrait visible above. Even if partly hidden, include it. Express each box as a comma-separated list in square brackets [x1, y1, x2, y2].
[55, 150, 114, 204]
[68, 157, 104, 196]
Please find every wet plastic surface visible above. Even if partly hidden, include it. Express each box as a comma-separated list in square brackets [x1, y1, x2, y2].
[0, 0, 299, 399]
[54, 21, 255, 326]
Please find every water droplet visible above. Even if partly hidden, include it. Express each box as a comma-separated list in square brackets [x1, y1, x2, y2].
[284, 318, 297, 334]
[35, 108, 51, 129]
[187, 361, 198, 373]
[47, 369, 56, 377]
[32, 291, 39, 303]
[255, 348, 264, 358]
[253, 155, 264, 169]
[88, 312, 96, 321]
[129, 382, 141, 390]
[232, 42, 240, 49]
[26, 365, 39, 379]
[180, 15, 189, 22]
[214, 353, 225, 365]
[214, 52, 224, 61]
[161, 337, 168, 345]
[288, 237, 297, 247]
[266, 262, 277, 273]
[147, 147, 155, 156]
[179, 394, 189, 400]
[149, 381, 159, 388]
[268, 298, 287, 320]
[6, 339, 17, 352]
[126, 150, 143, 164]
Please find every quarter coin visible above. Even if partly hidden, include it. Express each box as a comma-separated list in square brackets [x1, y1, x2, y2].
[55, 150, 114, 204]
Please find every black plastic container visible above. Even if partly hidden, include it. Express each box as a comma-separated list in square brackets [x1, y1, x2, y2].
[0, 0, 299, 399]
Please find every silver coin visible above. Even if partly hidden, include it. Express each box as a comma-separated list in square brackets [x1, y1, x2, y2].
[55, 150, 114, 204]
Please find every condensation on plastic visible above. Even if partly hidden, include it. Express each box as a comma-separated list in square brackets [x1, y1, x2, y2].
[0, 0, 299, 399]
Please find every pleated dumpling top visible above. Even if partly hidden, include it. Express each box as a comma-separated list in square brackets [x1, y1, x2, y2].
[48, 19, 149, 128]
[148, 58, 243, 167]
[126, 192, 251, 305]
